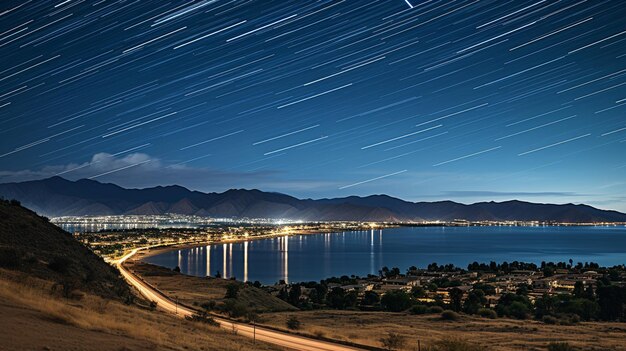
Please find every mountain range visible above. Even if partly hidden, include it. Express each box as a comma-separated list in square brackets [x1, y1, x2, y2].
[1, 176, 625, 223]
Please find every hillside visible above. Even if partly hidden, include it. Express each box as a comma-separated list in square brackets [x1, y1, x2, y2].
[2, 176, 626, 223]
[0, 198, 130, 301]
[0, 200, 282, 351]
[0, 269, 280, 351]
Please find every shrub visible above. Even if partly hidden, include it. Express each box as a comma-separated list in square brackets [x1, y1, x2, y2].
[225, 283, 240, 299]
[380, 289, 412, 312]
[286, 316, 301, 330]
[477, 308, 497, 319]
[507, 301, 529, 319]
[441, 310, 460, 321]
[221, 299, 248, 318]
[379, 332, 406, 351]
[547, 342, 576, 351]
[410, 304, 429, 315]
[200, 300, 216, 311]
[313, 329, 326, 338]
[0, 247, 21, 268]
[48, 256, 72, 274]
[542, 315, 558, 324]
[428, 306, 444, 314]
[186, 312, 220, 326]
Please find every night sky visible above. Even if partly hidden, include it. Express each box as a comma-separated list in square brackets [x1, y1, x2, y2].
[1, 0, 625, 211]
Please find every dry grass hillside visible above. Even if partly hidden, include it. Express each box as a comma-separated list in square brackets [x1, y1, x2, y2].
[126, 257, 297, 313]
[0, 269, 280, 351]
[0, 199, 130, 301]
[262, 310, 626, 351]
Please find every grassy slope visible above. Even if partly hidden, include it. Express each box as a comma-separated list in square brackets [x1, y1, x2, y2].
[0, 269, 281, 351]
[127, 256, 297, 313]
[262, 310, 626, 351]
[0, 200, 130, 301]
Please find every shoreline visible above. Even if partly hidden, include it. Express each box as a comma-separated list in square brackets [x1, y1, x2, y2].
[133, 226, 394, 262]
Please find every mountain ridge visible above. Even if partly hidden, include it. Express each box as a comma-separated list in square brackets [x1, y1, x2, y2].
[1, 176, 625, 223]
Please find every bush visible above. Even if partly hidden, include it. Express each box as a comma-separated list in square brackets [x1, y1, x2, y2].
[221, 299, 248, 318]
[48, 256, 72, 274]
[542, 315, 558, 324]
[428, 306, 444, 314]
[0, 247, 21, 268]
[507, 301, 530, 319]
[410, 304, 429, 315]
[477, 308, 497, 319]
[186, 312, 220, 326]
[225, 283, 240, 299]
[441, 310, 460, 321]
[379, 332, 406, 351]
[547, 342, 577, 351]
[380, 289, 412, 312]
[200, 301, 216, 311]
[286, 316, 301, 330]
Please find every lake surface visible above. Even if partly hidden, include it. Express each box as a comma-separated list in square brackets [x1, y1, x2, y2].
[144, 226, 626, 285]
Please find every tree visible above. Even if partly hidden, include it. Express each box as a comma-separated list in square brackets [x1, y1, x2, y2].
[508, 301, 530, 319]
[584, 284, 595, 300]
[225, 283, 240, 299]
[534, 294, 557, 319]
[288, 284, 302, 306]
[543, 266, 554, 277]
[473, 284, 496, 295]
[326, 287, 346, 309]
[379, 332, 406, 351]
[496, 293, 531, 319]
[573, 281, 585, 298]
[598, 285, 625, 321]
[449, 288, 463, 312]
[463, 289, 487, 314]
[361, 290, 380, 306]
[344, 290, 358, 309]
[286, 316, 301, 330]
[411, 286, 427, 298]
[516, 283, 530, 296]
[380, 289, 412, 312]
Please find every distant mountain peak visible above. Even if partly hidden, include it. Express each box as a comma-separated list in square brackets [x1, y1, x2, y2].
[0, 177, 624, 223]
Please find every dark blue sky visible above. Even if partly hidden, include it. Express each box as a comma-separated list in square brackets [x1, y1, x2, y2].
[1, 0, 625, 211]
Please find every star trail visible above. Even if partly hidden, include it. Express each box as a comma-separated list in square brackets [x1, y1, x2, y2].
[0, 0, 625, 210]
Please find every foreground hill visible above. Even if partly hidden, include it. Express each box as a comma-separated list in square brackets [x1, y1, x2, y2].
[0, 269, 280, 351]
[1, 176, 626, 222]
[0, 199, 130, 300]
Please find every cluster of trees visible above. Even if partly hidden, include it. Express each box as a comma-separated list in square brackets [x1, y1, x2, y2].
[275, 261, 626, 323]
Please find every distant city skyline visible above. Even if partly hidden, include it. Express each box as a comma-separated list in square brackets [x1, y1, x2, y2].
[1, 1, 625, 211]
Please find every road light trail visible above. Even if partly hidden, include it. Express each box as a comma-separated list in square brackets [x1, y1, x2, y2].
[116, 248, 363, 351]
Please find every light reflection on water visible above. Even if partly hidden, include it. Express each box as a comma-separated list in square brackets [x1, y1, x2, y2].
[144, 226, 626, 285]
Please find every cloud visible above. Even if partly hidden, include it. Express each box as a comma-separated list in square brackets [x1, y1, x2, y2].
[0, 152, 340, 193]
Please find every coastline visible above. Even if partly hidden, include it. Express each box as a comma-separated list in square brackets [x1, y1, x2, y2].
[131, 226, 396, 262]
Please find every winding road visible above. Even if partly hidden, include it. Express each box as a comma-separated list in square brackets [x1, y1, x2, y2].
[116, 248, 364, 351]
